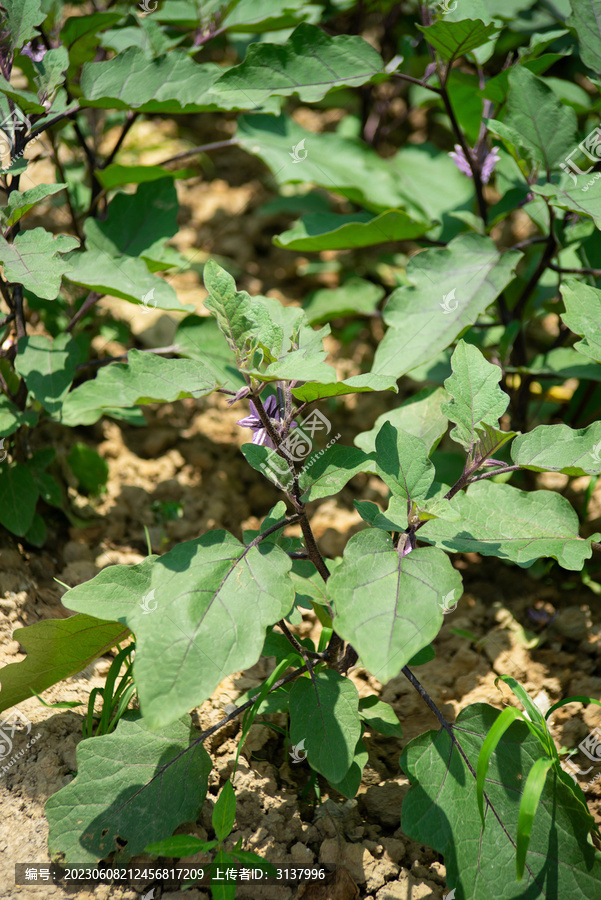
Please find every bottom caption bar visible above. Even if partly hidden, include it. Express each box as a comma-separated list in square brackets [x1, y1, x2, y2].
[16, 863, 329, 887]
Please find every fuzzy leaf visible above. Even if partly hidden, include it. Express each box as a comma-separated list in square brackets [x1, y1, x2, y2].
[374, 423, 435, 503]
[289, 669, 361, 783]
[274, 209, 430, 251]
[416, 18, 499, 61]
[400, 703, 601, 899]
[0, 229, 79, 300]
[0, 463, 38, 536]
[303, 278, 384, 325]
[291, 374, 398, 403]
[560, 278, 601, 364]
[328, 530, 463, 683]
[419, 481, 601, 570]
[441, 341, 510, 450]
[15, 334, 79, 415]
[355, 387, 449, 455]
[5, 0, 45, 52]
[60, 533, 294, 728]
[533, 178, 601, 230]
[1, 183, 66, 228]
[567, 0, 601, 75]
[46, 713, 211, 864]
[511, 423, 601, 476]
[372, 234, 521, 377]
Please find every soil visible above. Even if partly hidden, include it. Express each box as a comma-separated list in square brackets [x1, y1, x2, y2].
[2, 98, 601, 900]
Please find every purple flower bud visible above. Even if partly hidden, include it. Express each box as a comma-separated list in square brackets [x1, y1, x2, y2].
[449, 143, 500, 184]
[236, 395, 281, 449]
[22, 41, 46, 62]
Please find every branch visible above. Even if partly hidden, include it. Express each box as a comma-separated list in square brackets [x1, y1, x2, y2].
[512, 208, 556, 320]
[100, 111, 139, 169]
[25, 102, 80, 144]
[438, 78, 488, 224]
[390, 71, 442, 94]
[549, 263, 601, 277]
[66, 291, 102, 333]
[159, 139, 239, 168]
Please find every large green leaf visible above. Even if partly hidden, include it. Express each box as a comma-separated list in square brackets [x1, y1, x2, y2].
[0, 395, 37, 437]
[355, 386, 449, 455]
[60, 533, 295, 728]
[80, 48, 223, 112]
[487, 66, 577, 170]
[511, 423, 601, 476]
[0, 463, 38, 536]
[46, 713, 212, 864]
[387, 142, 477, 224]
[210, 23, 384, 107]
[0, 229, 79, 300]
[274, 209, 431, 251]
[441, 340, 510, 451]
[560, 279, 601, 364]
[567, 0, 601, 74]
[220, 0, 318, 32]
[236, 114, 414, 213]
[15, 334, 79, 415]
[416, 18, 499, 61]
[372, 234, 521, 377]
[84, 178, 178, 260]
[174, 315, 244, 390]
[0, 615, 128, 714]
[419, 481, 601, 570]
[328, 530, 463, 683]
[289, 670, 361, 783]
[298, 445, 378, 501]
[400, 704, 601, 899]
[64, 248, 190, 312]
[59, 350, 218, 426]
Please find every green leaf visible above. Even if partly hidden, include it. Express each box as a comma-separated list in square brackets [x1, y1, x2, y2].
[560, 279, 601, 364]
[355, 387, 449, 455]
[477, 706, 523, 826]
[236, 114, 413, 213]
[372, 234, 522, 377]
[489, 66, 577, 170]
[67, 443, 109, 494]
[303, 277, 384, 325]
[416, 18, 499, 61]
[289, 669, 361, 783]
[328, 738, 369, 799]
[388, 142, 476, 225]
[46, 713, 212, 864]
[59, 350, 218, 427]
[0, 229, 79, 300]
[84, 178, 178, 261]
[0, 615, 128, 714]
[441, 340, 510, 451]
[328, 529, 463, 683]
[274, 209, 430, 251]
[96, 163, 195, 190]
[29, 45, 69, 98]
[174, 315, 244, 391]
[516, 758, 556, 880]
[533, 178, 601, 230]
[511, 423, 601, 476]
[212, 780, 236, 842]
[15, 334, 79, 415]
[221, 0, 316, 32]
[5, 0, 45, 52]
[407, 643, 436, 666]
[290, 373, 398, 403]
[1, 183, 66, 228]
[567, 0, 601, 74]
[401, 703, 601, 899]
[358, 696, 403, 737]
[354, 497, 408, 532]
[59, 533, 294, 728]
[64, 248, 190, 312]
[0, 463, 38, 535]
[211, 23, 385, 107]
[0, 395, 37, 437]
[374, 423, 435, 503]
[419, 481, 601, 570]
[80, 48, 223, 112]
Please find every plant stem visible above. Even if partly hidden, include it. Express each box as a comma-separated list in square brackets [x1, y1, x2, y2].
[159, 139, 239, 168]
[66, 291, 102, 332]
[391, 71, 442, 94]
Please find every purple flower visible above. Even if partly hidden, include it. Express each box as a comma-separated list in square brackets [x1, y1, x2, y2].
[236, 395, 281, 449]
[21, 41, 46, 62]
[449, 144, 500, 184]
